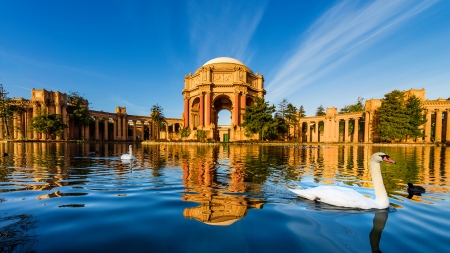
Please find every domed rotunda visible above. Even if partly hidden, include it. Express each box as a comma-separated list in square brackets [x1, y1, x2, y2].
[182, 57, 265, 141]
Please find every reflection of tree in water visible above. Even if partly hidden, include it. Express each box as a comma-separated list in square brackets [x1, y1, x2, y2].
[0, 214, 38, 253]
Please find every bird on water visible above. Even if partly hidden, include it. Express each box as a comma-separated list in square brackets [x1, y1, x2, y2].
[288, 152, 396, 209]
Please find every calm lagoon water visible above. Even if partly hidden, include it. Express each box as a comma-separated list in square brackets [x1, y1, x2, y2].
[1, 142, 449, 253]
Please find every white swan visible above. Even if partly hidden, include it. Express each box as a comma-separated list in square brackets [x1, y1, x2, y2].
[120, 145, 135, 160]
[288, 152, 396, 209]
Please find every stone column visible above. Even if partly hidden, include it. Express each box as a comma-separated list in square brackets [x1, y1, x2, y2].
[306, 121, 311, 142]
[95, 117, 99, 140]
[364, 112, 370, 143]
[353, 118, 359, 143]
[240, 92, 246, 123]
[123, 117, 128, 141]
[446, 110, 450, 143]
[113, 118, 118, 141]
[344, 119, 349, 143]
[62, 105, 68, 140]
[104, 118, 109, 141]
[85, 124, 90, 140]
[299, 122, 303, 142]
[132, 120, 137, 141]
[199, 93, 204, 127]
[313, 122, 318, 142]
[324, 119, 329, 142]
[435, 109, 442, 142]
[33, 103, 39, 139]
[205, 92, 211, 126]
[166, 124, 169, 140]
[13, 112, 18, 139]
[0, 117, 3, 138]
[234, 92, 240, 126]
[117, 116, 122, 140]
[424, 110, 432, 142]
[184, 98, 189, 129]
[335, 119, 339, 142]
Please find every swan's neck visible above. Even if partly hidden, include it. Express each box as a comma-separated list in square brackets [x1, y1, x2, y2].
[370, 161, 389, 208]
[129, 147, 133, 157]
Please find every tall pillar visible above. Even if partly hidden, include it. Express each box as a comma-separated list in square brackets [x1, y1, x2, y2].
[184, 98, 189, 129]
[306, 121, 311, 142]
[324, 119, 329, 142]
[33, 103, 39, 139]
[166, 124, 169, 140]
[313, 122, 318, 142]
[435, 109, 442, 142]
[353, 118, 359, 143]
[85, 124, 90, 140]
[240, 92, 246, 123]
[446, 110, 450, 143]
[344, 119, 349, 142]
[123, 117, 128, 141]
[95, 117, 99, 140]
[205, 92, 211, 126]
[424, 110, 432, 142]
[0, 117, 3, 138]
[299, 122, 303, 142]
[334, 119, 339, 142]
[117, 117, 122, 140]
[114, 118, 118, 141]
[234, 92, 240, 126]
[104, 118, 109, 141]
[364, 112, 370, 143]
[62, 105, 68, 140]
[13, 112, 18, 139]
[200, 93, 204, 127]
[132, 120, 137, 141]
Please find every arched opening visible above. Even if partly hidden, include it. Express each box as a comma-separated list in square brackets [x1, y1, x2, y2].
[213, 95, 233, 141]
[218, 110, 232, 126]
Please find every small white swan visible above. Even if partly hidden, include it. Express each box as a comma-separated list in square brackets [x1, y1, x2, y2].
[120, 145, 135, 160]
[289, 152, 396, 209]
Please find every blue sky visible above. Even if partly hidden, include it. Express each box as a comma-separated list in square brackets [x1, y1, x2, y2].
[1, 0, 449, 125]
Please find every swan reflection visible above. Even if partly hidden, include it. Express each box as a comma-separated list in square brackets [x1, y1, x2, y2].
[370, 211, 388, 253]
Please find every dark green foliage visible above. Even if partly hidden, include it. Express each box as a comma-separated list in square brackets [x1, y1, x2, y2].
[180, 127, 190, 138]
[194, 130, 207, 141]
[340, 97, 365, 113]
[298, 105, 306, 118]
[67, 92, 92, 125]
[339, 97, 365, 135]
[151, 104, 165, 140]
[377, 90, 426, 142]
[405, 95, 427, 140]
[31, 111, 67, 139]
[316, 105, 326, 116]
[275, 99, 298, 139]
[241, 97, 278, 140]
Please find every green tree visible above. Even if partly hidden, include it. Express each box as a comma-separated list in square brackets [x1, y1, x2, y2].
[405, 95, 426, 141]
[150, 104, 165, 140]
[340, 97, 365, 113]
[285, 103, 298, 139]
[67, 92, 92, 139]
[377, 90, 410, 142]
[316, 105, 326, 116]
[180, 127, 191, 138]
[194, 130, 207, 142]
[338, 97, 365, 139]
[0, 85, 26, 138]
[241, 97, 276, 140]
[31, 111, 67, 139]
[298, 105, 306, 118]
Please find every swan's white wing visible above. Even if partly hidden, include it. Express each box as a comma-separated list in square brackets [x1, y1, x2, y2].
[289, 186, 378, 209]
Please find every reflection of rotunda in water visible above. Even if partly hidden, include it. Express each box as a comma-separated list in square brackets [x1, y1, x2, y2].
[182, 192, 264, 226]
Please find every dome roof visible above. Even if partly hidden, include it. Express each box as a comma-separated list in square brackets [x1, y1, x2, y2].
[202, 57, 245, 66]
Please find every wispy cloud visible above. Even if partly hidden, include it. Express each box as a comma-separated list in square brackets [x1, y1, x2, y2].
[266, 0, 438, 103]
[187, 0, 268, 65]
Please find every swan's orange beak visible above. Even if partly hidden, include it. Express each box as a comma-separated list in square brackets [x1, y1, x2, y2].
[383, 156, 396, 164]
